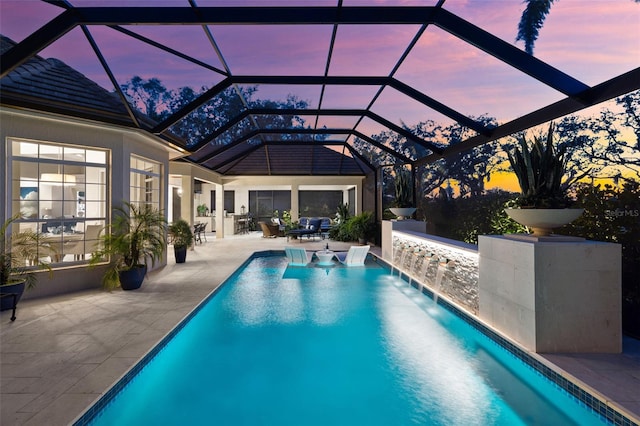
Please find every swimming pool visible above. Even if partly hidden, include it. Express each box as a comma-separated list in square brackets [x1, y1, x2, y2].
[77, 253, 615, 425]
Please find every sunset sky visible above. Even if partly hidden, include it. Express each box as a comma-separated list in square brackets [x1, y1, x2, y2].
[1, 0, 638, 145]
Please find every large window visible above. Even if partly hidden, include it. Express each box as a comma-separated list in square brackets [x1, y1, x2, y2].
[224, 190, 235, 214]
[9, 139, 108, 265]
[130, 155, 161, 210]
[348, 187, 356, 216]
[299, 190, 343, 218]
[210, 190, 236, 213]
[249, 190, 290, 222]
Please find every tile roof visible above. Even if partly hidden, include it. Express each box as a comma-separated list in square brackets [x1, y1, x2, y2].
[0, 35, 132, 124]
[212, 144, 368, 175]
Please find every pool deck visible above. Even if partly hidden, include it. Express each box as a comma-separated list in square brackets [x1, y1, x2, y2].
[1, 231, 639, 425]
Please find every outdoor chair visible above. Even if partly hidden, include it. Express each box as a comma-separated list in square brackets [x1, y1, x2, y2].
[336, 245, 370, 266]
[194, 222, 207, 244]
[320, 217, 331, 238]
[259, 221, 280, 238]
[286, 218, 322, 242]
[271, 217, 286, 236]
[285, 246, 313, 266]
[65, 224, 103, 260]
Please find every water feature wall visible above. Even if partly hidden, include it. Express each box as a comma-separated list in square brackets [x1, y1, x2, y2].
[391, 231, 479, 314]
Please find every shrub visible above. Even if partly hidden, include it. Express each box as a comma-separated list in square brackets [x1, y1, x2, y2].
[169, 219, 194, 248]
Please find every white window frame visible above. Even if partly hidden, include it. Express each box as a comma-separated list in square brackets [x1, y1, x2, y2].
[130, 154, 162, 212]
[7, 138, 109, 266]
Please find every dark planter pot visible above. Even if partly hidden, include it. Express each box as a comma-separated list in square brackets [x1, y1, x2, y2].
[1, 280, 26, 311]
[119, 265, 147, 291]
[174, 246, 187, 263]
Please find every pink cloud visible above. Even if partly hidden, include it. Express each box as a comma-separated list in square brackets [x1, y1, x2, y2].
[532, 1, 640, 85]
[394, 26, 563, 122]
[248, 84, 321, 107]
[371, 86, 455, 127]
[329, 24, 421, 76]
[120, 25, 226, 73]
[88, 26, 223, 91]
[320, 85, 381, 109]
[316, 115, 361, 129]
[0, 1, 62, 43]
[210, 25, 332, 75]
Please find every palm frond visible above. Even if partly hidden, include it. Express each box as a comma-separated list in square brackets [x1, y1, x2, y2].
[516, 0, 556, 55]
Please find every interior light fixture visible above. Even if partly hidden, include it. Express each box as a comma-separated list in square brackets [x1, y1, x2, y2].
[40, 173, 76, 185]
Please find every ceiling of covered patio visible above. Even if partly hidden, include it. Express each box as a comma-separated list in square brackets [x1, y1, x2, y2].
[1, 1, 638, 176]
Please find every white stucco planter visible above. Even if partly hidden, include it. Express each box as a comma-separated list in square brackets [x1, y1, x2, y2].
[505, 208, 584, 236]
[389, 207, 416, 220]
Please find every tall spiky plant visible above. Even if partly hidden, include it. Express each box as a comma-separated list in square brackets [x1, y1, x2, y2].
[393, 166, 414, 208]
[1, 214, 52, 289]
[506, 123, 572, 208]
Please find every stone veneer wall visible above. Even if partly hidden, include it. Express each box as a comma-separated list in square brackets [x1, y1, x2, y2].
[391, 231, 479, 314]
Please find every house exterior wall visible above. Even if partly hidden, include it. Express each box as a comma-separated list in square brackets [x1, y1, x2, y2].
[1, 107, 177, 299]
[1, 107, 370, 298]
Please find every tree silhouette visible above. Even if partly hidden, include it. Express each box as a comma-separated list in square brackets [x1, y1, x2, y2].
[517, 0, 640, 55]
[516, 0, 556, 55]
[120, 76, 172, 122]
[120, 77, 313, 147]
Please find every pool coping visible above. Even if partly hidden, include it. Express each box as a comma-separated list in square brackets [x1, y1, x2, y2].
[72, 250, 639, 426]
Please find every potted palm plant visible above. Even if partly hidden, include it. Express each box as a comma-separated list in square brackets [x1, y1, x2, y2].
[1, 215, 52, 317]
[90, 202, 167, 291]
[505, 123, 584, 236]
[169, 219, 193, 264]
[196, 204, 208, 217]
[347, 211, 375, 244]
[389, 166, 416, 220]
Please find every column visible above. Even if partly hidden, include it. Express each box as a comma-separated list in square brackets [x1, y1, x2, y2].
[215, 184, 224, 238]
[478, 235, 622, 353]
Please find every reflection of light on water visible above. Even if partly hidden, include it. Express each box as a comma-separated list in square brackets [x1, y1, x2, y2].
[377, 276, 498, 425]
[233, 265, 304, 325]
[387, 273, 443, 318]
[307, 269, 343, 325]
[232, 262, 349, 326]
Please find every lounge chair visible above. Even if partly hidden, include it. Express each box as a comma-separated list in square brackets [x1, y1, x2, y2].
[319, 217, 331, 238]
[286, 218, 322, 242]
[335, 245, 370, 266]
[285, 246, 313, 266]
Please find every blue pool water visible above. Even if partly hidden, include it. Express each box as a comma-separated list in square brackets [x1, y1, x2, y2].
[86, 255, 608, 425]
